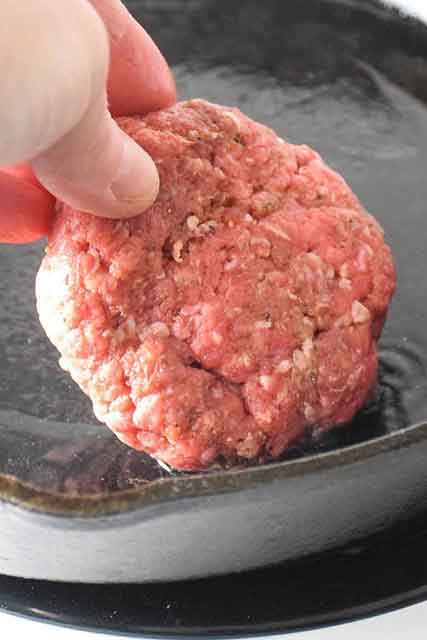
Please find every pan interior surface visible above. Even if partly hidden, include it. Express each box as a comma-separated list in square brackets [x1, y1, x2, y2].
[0, 0, 426, 499]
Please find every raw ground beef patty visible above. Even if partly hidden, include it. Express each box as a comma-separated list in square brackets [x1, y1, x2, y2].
[36, 99, 396, 470]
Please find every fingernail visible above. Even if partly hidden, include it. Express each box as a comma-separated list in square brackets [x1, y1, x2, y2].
[111, 130, 159, 213]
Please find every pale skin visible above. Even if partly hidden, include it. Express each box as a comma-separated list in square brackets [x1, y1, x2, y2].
[0, 0, 176, 243]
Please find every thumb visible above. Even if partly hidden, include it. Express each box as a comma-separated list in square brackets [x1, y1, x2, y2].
[0, 0, 159, 219]
[33, 94, 159, 219]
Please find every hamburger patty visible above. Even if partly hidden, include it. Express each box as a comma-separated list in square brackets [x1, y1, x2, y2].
[36, 100, 396, 470]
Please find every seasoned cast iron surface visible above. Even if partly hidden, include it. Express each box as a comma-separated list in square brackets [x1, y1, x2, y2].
[0, 0, 426, 494]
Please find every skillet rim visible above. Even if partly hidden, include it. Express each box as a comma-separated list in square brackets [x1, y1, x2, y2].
[0, 419, 426, 519]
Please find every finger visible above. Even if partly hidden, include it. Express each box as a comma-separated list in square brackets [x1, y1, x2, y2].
[90, 0, 176, 116]
[1, 162, 44, 188]
[0, 170, 55, 243]
[0, 0, 159, 218]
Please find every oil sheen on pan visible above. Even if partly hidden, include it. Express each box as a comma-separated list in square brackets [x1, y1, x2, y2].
[0, 0, 426, 492]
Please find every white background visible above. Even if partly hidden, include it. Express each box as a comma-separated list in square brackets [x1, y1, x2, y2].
[1, 0, 426, 637]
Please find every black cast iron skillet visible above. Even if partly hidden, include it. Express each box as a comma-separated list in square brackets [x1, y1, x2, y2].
[0, 0, 427, 631]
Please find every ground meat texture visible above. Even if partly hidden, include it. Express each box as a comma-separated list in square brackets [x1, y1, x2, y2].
[36, 100, 396, 470]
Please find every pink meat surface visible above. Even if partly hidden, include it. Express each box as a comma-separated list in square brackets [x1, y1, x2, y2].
[36, 99, 396, 470]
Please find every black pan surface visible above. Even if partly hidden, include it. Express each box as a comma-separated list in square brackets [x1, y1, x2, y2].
[1, 0, 427, 632]
[1, 0, 426, 498]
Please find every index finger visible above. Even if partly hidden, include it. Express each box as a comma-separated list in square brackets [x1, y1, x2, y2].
[90, 0, 176, 117]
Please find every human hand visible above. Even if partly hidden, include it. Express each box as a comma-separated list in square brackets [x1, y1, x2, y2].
[0, 0, 176, 243]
